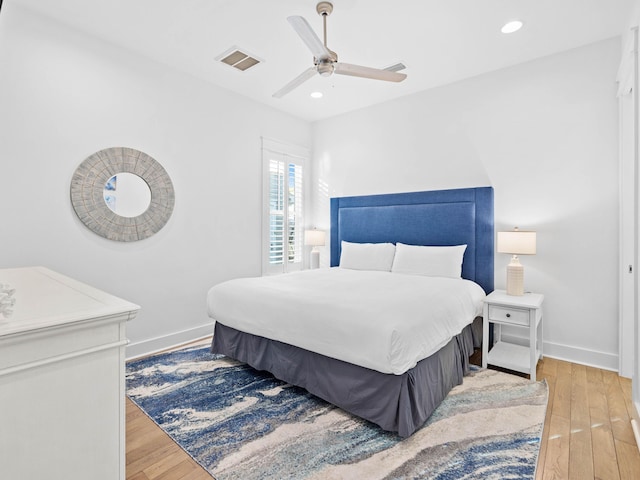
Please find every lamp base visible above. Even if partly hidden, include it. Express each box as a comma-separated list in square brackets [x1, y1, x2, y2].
[506, 257, 524, 296]
[310, 249, 320, 269]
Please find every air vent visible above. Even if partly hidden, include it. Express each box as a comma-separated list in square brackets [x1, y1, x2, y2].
[216, 47, 263, 72]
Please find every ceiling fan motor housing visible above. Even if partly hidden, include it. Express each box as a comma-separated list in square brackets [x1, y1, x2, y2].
[317, 59, 334, 76]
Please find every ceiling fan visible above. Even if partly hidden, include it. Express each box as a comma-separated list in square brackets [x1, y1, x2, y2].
[273, 1, 407, 98]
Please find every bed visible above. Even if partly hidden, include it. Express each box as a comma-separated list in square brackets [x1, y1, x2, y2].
[207, 187, 494, 437]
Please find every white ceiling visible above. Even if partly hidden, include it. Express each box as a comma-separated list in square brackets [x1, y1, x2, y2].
[14, 0, 635, 122]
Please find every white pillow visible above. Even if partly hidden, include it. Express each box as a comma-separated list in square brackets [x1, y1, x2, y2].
[391, 243, 467, 278]
[339, 241, 396, 271]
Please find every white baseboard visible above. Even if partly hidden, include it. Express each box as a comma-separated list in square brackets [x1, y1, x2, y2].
[632, 418, 640, 455]
[499, 333, 619, 372]
[126, 322, 214, 360]
[542, 340, 619, 371]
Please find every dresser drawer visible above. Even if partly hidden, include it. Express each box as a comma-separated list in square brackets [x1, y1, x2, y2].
[488, 305, 529, 326]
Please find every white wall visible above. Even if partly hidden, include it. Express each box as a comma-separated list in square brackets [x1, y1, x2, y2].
[312, 38, 621, 370]
[0, 5, 310, 357]
[0, 4, 625, 370]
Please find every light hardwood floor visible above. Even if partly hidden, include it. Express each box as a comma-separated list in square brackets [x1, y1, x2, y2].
[126, 356, 640, 480]
[534, 357, 640, 480]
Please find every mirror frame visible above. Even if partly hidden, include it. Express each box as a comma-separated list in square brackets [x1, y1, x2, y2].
[70, 147, 175, 242]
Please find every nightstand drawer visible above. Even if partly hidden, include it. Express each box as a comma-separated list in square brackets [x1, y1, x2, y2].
[488, 305, 529, 326]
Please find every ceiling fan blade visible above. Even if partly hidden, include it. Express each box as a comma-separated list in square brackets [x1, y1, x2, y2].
[272, 67, 317, 98]
[287, 16, 331, 60]
[384, 62, 407, 73]
[334, 63, 407, 82]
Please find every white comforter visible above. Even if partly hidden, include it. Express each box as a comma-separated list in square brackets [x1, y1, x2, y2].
[206, 268, 485, 375]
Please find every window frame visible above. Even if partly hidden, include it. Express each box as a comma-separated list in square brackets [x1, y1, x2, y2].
[261, 137, 309, 275]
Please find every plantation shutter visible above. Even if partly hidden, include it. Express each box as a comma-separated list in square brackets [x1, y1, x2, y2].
[268, 158, 286, 266]
[262, 138, 307, 275]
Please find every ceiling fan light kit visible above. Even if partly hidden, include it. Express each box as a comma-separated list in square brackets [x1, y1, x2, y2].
[317, 59, 334, 77]
[273, 1, 407, 98]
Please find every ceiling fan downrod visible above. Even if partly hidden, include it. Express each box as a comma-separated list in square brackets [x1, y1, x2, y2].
[316, 1, 333, 47]
[315, 2, 335, 76]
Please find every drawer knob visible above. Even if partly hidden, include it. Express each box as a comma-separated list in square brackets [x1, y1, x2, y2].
[506, 313, 511, 318]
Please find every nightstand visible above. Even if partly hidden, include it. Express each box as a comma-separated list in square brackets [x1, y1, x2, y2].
[482, 289, 544, 381]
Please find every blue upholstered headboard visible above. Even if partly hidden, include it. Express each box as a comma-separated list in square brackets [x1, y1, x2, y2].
[330, 187, 494, 294]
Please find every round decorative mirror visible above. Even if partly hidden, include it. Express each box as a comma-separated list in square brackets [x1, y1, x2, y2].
[70, 147, 175, 242]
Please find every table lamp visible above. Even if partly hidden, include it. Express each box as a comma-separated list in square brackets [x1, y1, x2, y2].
[304, 229, 325, 269]
[497, 227, 536, 296]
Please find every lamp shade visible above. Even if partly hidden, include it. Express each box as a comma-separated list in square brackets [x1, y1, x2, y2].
[304, 229, 326, 247]
[497, 229, 536, 255]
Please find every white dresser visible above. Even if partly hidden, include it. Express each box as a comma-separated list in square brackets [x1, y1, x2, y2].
[0, 267, 139, 480]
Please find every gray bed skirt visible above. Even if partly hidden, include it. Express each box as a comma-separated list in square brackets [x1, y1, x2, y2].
[211, 317, 482, 438]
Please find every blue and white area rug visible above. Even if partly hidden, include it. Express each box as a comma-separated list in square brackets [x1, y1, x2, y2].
[126, 341, 548, 480]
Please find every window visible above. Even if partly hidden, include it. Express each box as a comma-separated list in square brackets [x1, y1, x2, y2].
[262, 138, 308, 275]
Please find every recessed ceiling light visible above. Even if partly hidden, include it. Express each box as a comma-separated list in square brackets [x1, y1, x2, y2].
[310, 91, 323, 99]
[501, 20, 524, 34]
